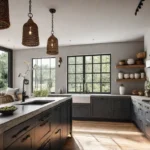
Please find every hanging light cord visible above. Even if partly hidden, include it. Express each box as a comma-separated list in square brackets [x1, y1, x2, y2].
[51, 12, 54, 34]
[28, 0, 33, 18]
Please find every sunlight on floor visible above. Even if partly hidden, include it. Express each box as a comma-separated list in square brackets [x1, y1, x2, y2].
[63, 121, 150, 150]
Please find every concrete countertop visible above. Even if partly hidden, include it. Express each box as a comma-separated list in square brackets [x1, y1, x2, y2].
[49, 93, 131, 96]
[0, 97, 70, 134]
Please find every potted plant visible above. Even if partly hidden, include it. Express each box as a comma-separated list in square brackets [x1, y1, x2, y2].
[145, 78, 150, 97]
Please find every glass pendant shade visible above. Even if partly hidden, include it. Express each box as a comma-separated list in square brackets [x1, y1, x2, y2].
[0, 0, 10, 29]
[22, 18, 39, 47]
[47, 34, 58, 55]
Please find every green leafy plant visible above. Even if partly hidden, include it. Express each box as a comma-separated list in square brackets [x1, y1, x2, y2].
[33, 89, 49, 97]
[145, 80, 150, 90]
[0, 79, 5, 88]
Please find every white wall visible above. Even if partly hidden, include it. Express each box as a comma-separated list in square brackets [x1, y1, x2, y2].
[144, 29, 150, 78]
[13, 42, 144, 95]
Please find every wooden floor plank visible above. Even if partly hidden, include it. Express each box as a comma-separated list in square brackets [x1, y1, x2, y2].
[63, 121, 150, 150]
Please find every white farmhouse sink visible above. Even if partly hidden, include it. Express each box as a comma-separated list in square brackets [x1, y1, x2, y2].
[72, 95, 90, 103]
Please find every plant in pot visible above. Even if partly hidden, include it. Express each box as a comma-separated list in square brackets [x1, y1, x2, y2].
[145, 78, 150, 97]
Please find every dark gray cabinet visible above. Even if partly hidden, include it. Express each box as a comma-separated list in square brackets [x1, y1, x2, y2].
[2, 98, 72, 150]
[112, 96, 131, 120]
[72, 103, 90, 119]
[0, 134, 3, 150]
[6, 128, 35, 150]
[91, 96, 131, 121]
[91, 96, 113, 119]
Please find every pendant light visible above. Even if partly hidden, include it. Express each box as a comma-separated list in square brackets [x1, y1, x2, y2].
[0, 0, 10, 29]
[47, 9, 58, 55]
[22, 0, 39, 47]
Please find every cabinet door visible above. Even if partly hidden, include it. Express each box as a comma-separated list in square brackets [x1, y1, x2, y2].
[0, 134, 3, 150]
[38, 139, 51, 150]
[50, 128, 61, 150]
[35, 113, 52, 143]
[144, 105, 150, 122]
[53, 106, 61, 130]
[61, 102, 68, 145]
[113, 110, 131, 120]
[91, 96, 113, 119]
[72, 104, 90, 118]
[112, 97, 131, 120]
[67, 100, 72, 136]
[6, 129, 34, 150]
[144, 121, 150, 139]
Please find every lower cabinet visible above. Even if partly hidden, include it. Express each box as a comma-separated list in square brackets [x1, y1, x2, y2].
[3, 98, 72, 150]
[0, 134, 3, 150]
[6, 128, 35, 150]
[91, 96, 113, 119]
[91, 96, 131, 121]
[73, 104, 90, 119]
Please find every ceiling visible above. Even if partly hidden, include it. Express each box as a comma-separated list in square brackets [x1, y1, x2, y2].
[0, 0, 150, 50]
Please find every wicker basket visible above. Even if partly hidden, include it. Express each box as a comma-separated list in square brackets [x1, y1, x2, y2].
[22, 18, 39, 47]
[0, 94, 14, 104]
[0, 0, 10, 29]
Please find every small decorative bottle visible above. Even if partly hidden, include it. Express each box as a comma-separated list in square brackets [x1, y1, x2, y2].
[119, 84, 125, 95]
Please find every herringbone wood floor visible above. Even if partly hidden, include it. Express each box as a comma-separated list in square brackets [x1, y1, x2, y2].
[63, 121, 150, 150]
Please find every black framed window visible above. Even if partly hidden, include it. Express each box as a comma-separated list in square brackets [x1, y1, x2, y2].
[0, 47, 13, 91]
[32, 58, 56, 93]
[67, 54, 111, 93]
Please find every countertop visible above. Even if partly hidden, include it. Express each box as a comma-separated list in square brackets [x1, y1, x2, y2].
[0, 97, 70, 134]
[49, 93, 131, 97]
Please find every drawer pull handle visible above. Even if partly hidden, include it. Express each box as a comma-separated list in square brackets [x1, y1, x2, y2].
[55, 129, 60, 134]
[12, 125, 30, 138]
[21, 135, 30, 142]
[40, 120, 49, 127]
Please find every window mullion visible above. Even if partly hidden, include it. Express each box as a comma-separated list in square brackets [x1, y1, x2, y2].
[83, 56, 85, 93]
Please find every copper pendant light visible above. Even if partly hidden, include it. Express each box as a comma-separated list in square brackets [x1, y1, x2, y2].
[47, 9, 58, 55]
[22, 0, 39, 47]
[0, 0, 10, 29]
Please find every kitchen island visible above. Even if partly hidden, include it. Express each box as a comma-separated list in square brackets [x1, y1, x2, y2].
[0, 97, 72, 150]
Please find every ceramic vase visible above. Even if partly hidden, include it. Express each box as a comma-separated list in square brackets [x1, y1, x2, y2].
[119, 84, 125, 95]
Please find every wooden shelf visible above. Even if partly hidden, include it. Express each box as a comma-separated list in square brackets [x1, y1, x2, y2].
[116, 65, 145, 68]
[116, 78, 146, 82]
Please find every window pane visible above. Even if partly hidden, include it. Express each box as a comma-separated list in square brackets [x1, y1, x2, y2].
[51, 69, 56, 80]
[85, 56, 92, 63]
[42, 70, 50, 79]
[68, 65, 75, 73]
[0, 51, 9, 91]
[102, 64, 110, 72]
[85, 74, 92, 82]
[33, 69, 41, 90]
[67, 55, 111, 94]
[85, 64, 92, 73]
[32, 58, 56, 93]
[76, 74, 83, 82]
[93, 64, 100, 73]
[68, 57, 75, 64]
[102, 74, 110, 82]
[68, 84, 75, 92]
[93, 83, 100, 92]
[93, 56, 101, 63]
[68, 74, 75, 82]
[76, 83, 83, 92]
[51, 58, 56, 68]
[102, 83, 110, 93]
[76, 57, 83, 64]
[93, 74, 100, 82]
[102, 55, 110, 63]
[76, 65, 83, 73]
[42, 59, 49, 69]
[86, 83, 92, 92]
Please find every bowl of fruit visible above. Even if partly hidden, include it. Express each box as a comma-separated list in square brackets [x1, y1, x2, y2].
[0, 106, 17, 116]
